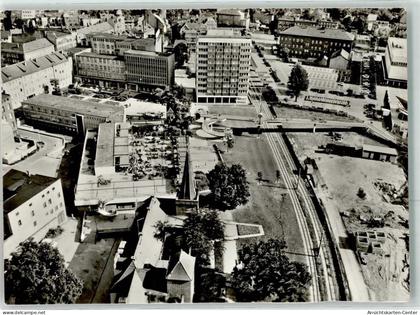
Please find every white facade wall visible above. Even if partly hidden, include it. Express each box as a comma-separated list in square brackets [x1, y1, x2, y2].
[2, 58, 73, 109]
[3, 179, 67, 258]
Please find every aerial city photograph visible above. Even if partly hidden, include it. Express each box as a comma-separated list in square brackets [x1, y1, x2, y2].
[1, 7, 408, 305]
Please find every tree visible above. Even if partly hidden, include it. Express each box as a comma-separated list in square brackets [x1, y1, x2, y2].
[288, 64, 309, 102]
[231, 239, 311, 302]
[5, 239, 83, 304]
[207, 163, 250, 210]
[194, 268, 227, 302]
[183, 209, 225, 266]
[153, 220, 169, 242]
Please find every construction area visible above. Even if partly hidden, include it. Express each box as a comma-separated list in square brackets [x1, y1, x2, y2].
[288, 131, 409, 301]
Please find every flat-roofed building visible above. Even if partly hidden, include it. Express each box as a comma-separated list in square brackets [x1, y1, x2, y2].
[76, 51, 126, 89]
[1, 38, 55, 66]
[20, 94, 124, 136]
[279, 26, 354, 59]
[124, 50, 175, 91]
[3, 169, 67, 258]
[76, 22, 114, 46]
[196, 29, 252, 105]
[1, 52, 73, 109]
[384, 37, 407, 87]
[216, 9, 249, 29]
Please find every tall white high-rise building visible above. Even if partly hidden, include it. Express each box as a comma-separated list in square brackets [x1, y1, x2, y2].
[196, 29, 251, 105]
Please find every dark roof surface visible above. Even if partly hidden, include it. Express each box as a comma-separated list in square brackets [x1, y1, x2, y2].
[3, 169, 58, 214]
[280, 26, 355, 41]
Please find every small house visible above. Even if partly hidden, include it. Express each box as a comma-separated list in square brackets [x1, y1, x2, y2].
[362, 144, 398, 163]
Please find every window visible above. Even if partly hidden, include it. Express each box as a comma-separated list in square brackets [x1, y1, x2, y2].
[33, 221, 37, 227]
[18, 220, 22, 226]
[31, 210, 35, 216]
[43, 202, 47, 208]
[15, 211, 19, 216]
[48, 199, 52, 205]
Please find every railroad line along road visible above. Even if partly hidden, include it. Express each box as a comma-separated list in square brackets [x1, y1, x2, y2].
[250, 94, 340, 302]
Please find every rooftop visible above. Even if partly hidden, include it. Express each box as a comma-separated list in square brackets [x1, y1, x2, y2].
[2, 37, 53, 53]
[199, 29, 251, 42]
[280, 26, 355, 41]
[3, 169, 58, 214]
[362, 144, 398, 156]
[387, 37, 407, 64]
[21, 94, 124, 119]
[1, 51, 68, 83]
[79, 51, 122, 60]
[76, 22, 113, 35]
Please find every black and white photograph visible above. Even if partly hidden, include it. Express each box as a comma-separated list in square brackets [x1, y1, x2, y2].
[1, 7, 409, 305]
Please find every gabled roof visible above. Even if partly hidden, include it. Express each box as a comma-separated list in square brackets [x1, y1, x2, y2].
[331, 48, 350, 61]
[1, 51, 68, 83]
[166, 250, 195, 282]
[280, 26, 355, 41]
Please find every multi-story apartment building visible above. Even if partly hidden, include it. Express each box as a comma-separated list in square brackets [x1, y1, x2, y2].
[76, 22, 114, 46]
[1, 52, 73, 109]
[3, 169, 67, 258]
[124, 50, 175, 91]
[20, 94, 124, 136]
[63, 10, 80, 30]
[76, 52, 126, 89]
[196, 29, 252, 105]
[216, 9, 249, 29]
[277, 17, 339, 31]
[383, 37, 407, 88]
[2, 93, 17, 130]
[278, 26, 355, 59]
[88, 33, 156, 56]
[1, 38, 55, 66]
[45, 30, 77, 52]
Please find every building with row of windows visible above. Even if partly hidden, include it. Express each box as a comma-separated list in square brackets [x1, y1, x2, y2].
[1, 51, 73, 109]
[1, 38, 55, 66]
[45, 30, 77, 52]
[277, 17, 339, 31]
[75, 49, 174, 91]
[278, 26, 355, 59]
[3, 169, 67, 258]
[20, 94, 124, 136]
[196, 29, 252, 105]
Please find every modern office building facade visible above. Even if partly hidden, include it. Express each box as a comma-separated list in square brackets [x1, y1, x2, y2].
[196, 29, 252, 105]
[278, 26, 355, 59]
[124, 50, 175, 91]
[20, 94, 124, 136]
[76, 52, 126, 89]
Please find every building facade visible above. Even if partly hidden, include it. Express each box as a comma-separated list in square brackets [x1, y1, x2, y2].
[2, 93, 17, 130]
[124, 50, 175, 91]
[1, 38, 55, 66]
[45, 31, 77, 52]
[20, 94, 124, 136]
[278, 26, 354, 59]
[76, 52, 126, 89]
[3, 169, 67, 258]
[196, 29, 252, 105]
[383, 37, 407, 88]
[1, 52, 73, 109]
